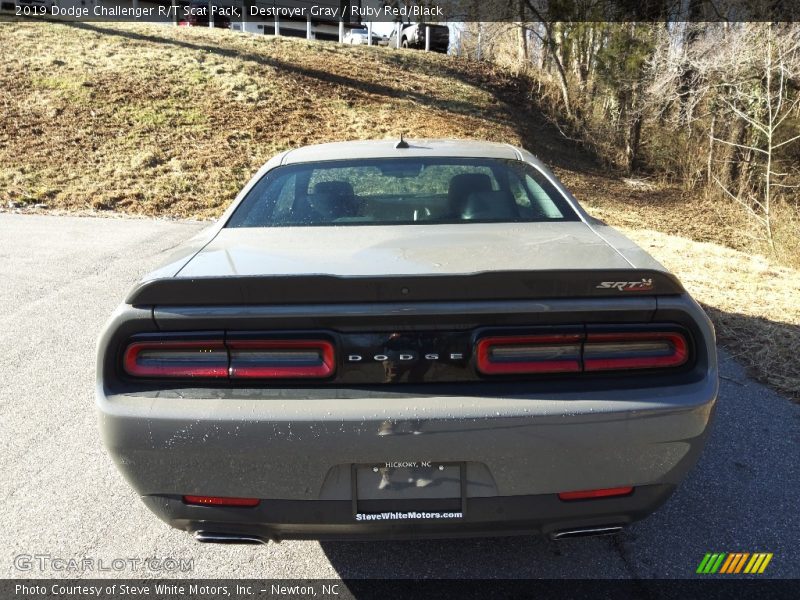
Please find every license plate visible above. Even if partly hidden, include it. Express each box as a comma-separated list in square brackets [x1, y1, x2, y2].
[351, 462, 466, 521]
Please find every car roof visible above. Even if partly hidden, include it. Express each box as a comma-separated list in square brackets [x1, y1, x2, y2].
[280, 139, 522, 165]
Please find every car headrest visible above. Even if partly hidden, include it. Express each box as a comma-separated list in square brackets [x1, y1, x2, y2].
[308, 180, 358, 220]
[313, 181, 355, 198]
[460, 191, 519, 221]
[448, 174, 493, 214]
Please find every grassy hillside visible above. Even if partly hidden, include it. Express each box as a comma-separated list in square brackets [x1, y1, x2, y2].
[1, 18, 798, 399]
[0, 19, 776, 242]
[1, 19, 560, 217]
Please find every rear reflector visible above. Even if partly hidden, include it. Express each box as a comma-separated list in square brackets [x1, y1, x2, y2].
[476, 334, 582, 375]
[123, 340, 228, 378]
[558, 486, 634, 501]
[583, 331, 688, 371]
[228, 339, 335, 379]
[183, 495, 260, 507]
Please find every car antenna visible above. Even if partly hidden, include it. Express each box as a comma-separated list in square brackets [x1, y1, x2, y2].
[395, 133, 410, 149]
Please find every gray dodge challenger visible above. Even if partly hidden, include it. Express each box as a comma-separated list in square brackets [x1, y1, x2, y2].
[97, 139, 718, 543]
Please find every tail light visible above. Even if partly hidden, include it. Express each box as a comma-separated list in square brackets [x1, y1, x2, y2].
[583, 331, 688, 371]
[476, 334, 582, 375]
[476, 328, 689, 376]
[558, 486, 634, 501]
[123, 340, 228, 378]
[183, 495, 260, 507]
[228, 339, 335, 379]
[122, 335, 335, 380]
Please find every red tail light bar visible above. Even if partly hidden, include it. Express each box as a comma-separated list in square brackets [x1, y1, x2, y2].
[476, 334, 582, 375]
[583, 331, 688, 372]
[123, 326, 689, 380]
[123, 337, 335, 380]
[228, 339, 335, 379]
[476, 328, 689, 375]
[123, 340, 228, 379]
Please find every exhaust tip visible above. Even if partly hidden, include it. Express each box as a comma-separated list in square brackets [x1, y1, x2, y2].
[193, 531, 266, 545]
[550, 525, 623, 540]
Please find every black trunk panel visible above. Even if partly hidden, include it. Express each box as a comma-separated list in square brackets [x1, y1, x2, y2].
[128, 270, 683, 306]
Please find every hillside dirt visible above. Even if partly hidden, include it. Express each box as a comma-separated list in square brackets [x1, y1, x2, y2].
[1, 19, 797, 399]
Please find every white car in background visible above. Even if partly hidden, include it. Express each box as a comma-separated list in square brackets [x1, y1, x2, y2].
[344, 28, 379, 45]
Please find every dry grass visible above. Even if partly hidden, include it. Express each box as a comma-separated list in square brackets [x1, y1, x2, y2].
[1, 19, 798, 399]
[563, 172, 800, 269]
[624, 229, 800, 400]
[0, 19, 524, 217]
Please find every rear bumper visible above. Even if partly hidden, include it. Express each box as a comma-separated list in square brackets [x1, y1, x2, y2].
[98, 373, 717, 539]
[143, 485, 675, 542]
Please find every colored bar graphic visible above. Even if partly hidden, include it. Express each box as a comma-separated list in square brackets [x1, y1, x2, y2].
[719, 554, 736, 574]
[734, 553, 749, 573]
[758, 553, 773, 573]
[699, 552, 773, 574]
[710, 553, 726, 573]
[696, 553, 713, 574]
[722, 553, 739, 573]
[744, 554, 760, 573]
[720, 553, 735, 573]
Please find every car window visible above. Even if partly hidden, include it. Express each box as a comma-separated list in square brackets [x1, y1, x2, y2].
[226, 158, 579, 227]
[413, 164, 498, 195]
[272, 172, 296, 220]
[305, 164, 498, 197]
[525, 173, 566, 218]
[508, 170, 532, 210]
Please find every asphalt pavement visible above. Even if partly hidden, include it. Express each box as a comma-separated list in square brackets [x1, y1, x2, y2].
[1, 213, 798, 579]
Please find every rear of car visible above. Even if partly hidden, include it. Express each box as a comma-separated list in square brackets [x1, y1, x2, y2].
[345, 28, 370, 45]
[422, 24, 450, 52]
[393, 23, 450, 52]
[97, 140, 717, 542]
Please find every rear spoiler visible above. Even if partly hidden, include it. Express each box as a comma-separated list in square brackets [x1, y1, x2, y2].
[126, 270, 685, 306]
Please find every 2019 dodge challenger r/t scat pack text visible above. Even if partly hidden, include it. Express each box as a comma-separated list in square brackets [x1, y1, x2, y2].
[97, 139, 718, 543]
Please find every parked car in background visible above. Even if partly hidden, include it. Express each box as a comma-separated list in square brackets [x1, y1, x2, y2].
[98, 138, 718, 544]
[389, 22, 449, 52]
[343, 27, 382, 45]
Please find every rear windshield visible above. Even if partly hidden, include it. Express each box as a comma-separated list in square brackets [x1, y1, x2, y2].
[226, 158, 579, 228]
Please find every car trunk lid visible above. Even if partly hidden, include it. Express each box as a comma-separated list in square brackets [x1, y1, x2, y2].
[127, 223, 683, 305]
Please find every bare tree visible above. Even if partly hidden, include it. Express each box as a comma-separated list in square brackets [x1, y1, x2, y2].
[710, 24, 800, 248]
[521, 0, 573, 116]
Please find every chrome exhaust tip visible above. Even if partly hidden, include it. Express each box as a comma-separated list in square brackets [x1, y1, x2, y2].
[193, 531, 266, 545]
[550, 525, 623, 540]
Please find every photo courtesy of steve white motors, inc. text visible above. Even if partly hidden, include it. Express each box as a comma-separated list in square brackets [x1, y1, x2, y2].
[14, 583, 343, 597]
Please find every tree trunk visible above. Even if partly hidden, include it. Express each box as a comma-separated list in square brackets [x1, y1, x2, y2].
[517, 2, 528, 65]
[707, 114, 715, 188]
[523, 0, 572, 116]
[627, 111, 643, 173]
[626, 83, 642, 172]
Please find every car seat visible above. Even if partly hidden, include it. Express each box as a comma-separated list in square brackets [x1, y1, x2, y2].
[460, 191, 519, 220]
[306, 181, 360, 222]
[447, 173, 493, 217]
